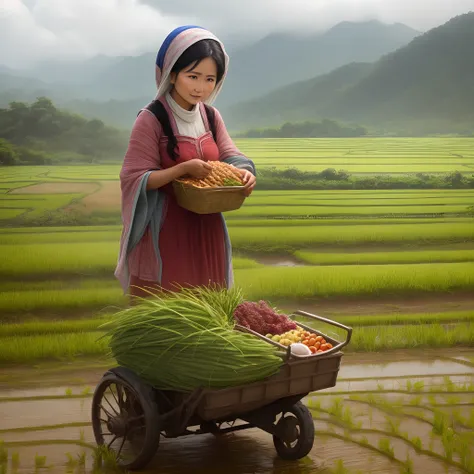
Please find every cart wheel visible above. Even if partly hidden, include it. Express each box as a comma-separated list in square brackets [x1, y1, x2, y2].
[273, 401, 315, 460]
[91, 369, 160, 471]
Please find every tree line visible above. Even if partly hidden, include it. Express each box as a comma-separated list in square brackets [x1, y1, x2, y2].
[236, 119, 368, 138]
[257, 167, 474, 190]
[0, 97, 129, 165]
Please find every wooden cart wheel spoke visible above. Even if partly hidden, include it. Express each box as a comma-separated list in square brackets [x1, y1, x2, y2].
[91, 371, 161, 470]
[108, 385, 119, 405]
[116, 435, 127, 458]
[107, 435, 118, 449]
[99, 403, 116, 420]
[116, 384, 125, 408]
[103, 394, 120, 417]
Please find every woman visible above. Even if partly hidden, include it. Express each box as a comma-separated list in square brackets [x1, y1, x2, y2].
[115, 25, 256, 298]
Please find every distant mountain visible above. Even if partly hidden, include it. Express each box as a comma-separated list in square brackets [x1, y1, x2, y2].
[6, 55, 122, 85]
[215, 20, 420, 107]
[86, 53, 157, 100]
[225, 62, 373, 130]
[224, 12, 474, 132]
[0, 73, 76, 107]
[0, 19, 419, 106]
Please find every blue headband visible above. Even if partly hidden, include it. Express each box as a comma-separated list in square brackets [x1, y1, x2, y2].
[155, 25, 205, 69]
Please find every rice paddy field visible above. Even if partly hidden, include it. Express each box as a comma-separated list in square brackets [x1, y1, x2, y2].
[0, 137, 473, 473]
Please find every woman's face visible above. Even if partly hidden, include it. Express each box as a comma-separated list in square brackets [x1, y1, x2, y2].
[170, 57, 218, 110]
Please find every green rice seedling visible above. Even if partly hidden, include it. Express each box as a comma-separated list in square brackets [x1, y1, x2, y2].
[11, 451, 19, 470]
[229, 222, 474, 252]
[65, 453, 77, 469]
[34, 454, 47, 468]
[294, 249, 474, 266]
[455, 436, 473, 470]
[77, 452, 86, 466]
[309, 398, 321, 410]
[441, 427, 456, 461]
[442, 376, 455, 392]
[445, 395, 461, 405]
[428, 435, 435, 452]
[340, 407, 357, 431]
[80, 387, 91, 396]
[339, 323, 474, 353]
[377, 383, 384, 391]
[65, 388, 73, 396]
[333, 459, 350, 474]
[0, 317, 111, 338]
[433, 410, 451, 436]
[409, 395, 423, 406]
[237, 262, 474, 300]
[331, 311, 474, 328]
[0, 332, 110, 364]
[92, 445, 118, 471]
[468, 409, 474, 429]
[400, 455, 414, 474]
[0, 441, 7, 464]
[0, 286, 125, 313]
[378, 438, 395, 459]
[359, 436, 369, 446]
[0, 243, 260, 278]
[411, 436, 423, 451]
[412, 381, 425, 392]
[79, 429, 85, 442]
[385, 416, 401, 435]
[427, 395, 437, 405]
[328, 398, 344, 419]
[365, 393, 378, 405]
[406, 380, 412, 392]
[232, 203, 469, 218]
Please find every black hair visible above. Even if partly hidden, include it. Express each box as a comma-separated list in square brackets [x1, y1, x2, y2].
[154, 39, 224, 160]
[144, 100, 216, 161]
[141, 40, 224, 160]
[171, 39, 226, 85]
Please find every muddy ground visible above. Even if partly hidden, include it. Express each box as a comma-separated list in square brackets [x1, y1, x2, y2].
[1, 349, 473, 474]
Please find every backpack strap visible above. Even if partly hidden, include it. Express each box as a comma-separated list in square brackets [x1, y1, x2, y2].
[203, 104, 217, 141]
[138, 100, 217, 141]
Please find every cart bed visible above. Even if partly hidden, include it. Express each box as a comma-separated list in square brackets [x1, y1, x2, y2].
[197, 351, 342, 420]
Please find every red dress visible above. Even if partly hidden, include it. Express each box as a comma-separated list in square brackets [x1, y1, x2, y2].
[128, 106, 227, 296]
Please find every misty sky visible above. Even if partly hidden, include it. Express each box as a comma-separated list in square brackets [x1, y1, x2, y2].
[1, 0, 474, 68]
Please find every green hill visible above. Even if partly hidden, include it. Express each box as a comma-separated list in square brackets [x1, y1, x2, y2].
[217, 20, 419, 107]
[0, 97, 128, 165]
[225, 12, 474, 134]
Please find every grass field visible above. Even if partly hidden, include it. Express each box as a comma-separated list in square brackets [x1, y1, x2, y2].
[0, 137, 473, 367]
[294, 249, 474, 265]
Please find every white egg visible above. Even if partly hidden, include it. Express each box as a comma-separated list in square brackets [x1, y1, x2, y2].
[290, 343, 312, 356]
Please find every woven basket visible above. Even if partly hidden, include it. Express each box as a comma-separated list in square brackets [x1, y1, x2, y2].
[172, 181, 246, 214]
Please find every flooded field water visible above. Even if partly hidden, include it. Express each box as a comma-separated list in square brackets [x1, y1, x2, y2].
[1, 349, 473, 474]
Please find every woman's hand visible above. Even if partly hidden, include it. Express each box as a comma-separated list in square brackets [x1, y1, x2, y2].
[238, 168, 256, 197]
[181, 159, 212, 179]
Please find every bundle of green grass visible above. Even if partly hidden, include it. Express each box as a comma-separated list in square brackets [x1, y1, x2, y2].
[101, 287, 283, 391]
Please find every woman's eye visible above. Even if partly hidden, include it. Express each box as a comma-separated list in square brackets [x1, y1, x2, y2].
[207, 78, 215, 82]
[189, 75, 197, 79]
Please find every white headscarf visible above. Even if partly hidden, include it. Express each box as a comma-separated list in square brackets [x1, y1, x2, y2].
[154, 26, 229, 104]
